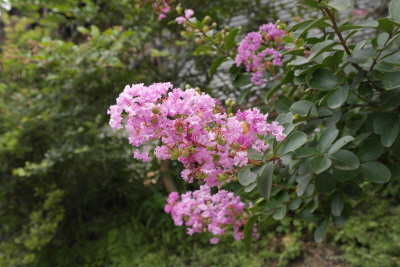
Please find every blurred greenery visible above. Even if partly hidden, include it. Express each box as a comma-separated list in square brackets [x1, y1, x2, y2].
[0, 0, 399, 266]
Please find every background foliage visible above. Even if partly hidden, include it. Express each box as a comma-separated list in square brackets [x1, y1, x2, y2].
[0, 0, 399, 266]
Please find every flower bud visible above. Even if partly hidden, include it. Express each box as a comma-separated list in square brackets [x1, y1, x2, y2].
[195, 87, 201, 93]
[203, 16, 211, 23]
[187, 146, 195, 154]
[217, 172, 229, 182]
[217, 137, 227, 146]
[225, 98, 232, 106]
[176, 124, 184, 134]
[185, 84, 191, 89]
[196, 172, 208, 179]
[202, 26, 209, 32]
[212, 154, 220, 162]
[176, 5, 183, 14]
[181, 149, 190, 157]
[212, 22, 217, 27]
[206, 145, 215, 151]
[151, 106, 160, 114]
[151, 115, 159, 124]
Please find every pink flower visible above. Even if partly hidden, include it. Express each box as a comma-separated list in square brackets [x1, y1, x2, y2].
[184, 9, 194, 19]
[165, 185, 257, 244]
[176, 9, 194, 24]
[108, 83, 286, 187]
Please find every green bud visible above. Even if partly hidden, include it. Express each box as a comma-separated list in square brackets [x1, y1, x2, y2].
[217, 137, 227, 146]
[195, 87, 201, 93]
[174, 114, 182, 118]
[176, 5, 183, 14]
[225, 98, 232, 106]
[196, 172, 208, 179]
[181, 149, 190, 157]
[206, 145, 215, 151]
[231, 101, 236, 107]
[217, 173, 229, 182]
[176, 124, 184, 134]
[203, 16, 211, 23]
[204, 125, 211, 131]
[151, 106, 160, 114]
[185, 84, 191, 89]
[202, 26, 209, 32]
[188, 146, 195, 153]
[212, 154, 220, 162]
[151, 115, 159, 124]
[212, 22, 217, 27]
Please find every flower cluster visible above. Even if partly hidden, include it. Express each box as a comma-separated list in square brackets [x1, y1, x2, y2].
[165, 185, 258, 244]
[108, 83, 285, 187]
[151, 0, 173, 20]
[175, 9, 194, 24]
[235, 23, 286, 85]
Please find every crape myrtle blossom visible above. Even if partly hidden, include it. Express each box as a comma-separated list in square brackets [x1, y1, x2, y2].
[164, 185, 258, 244]
[235, 23, 286, 85]
[175, 9, 194, 24]
[108, 82, 285, 187]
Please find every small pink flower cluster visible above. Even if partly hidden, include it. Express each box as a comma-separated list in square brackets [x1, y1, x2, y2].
[153, 1, 171, 20]
[175, 9, 194, 24]
[164, 185, 258, 244]
[235, 23, 286, 85]
[108, 82, 285, 187]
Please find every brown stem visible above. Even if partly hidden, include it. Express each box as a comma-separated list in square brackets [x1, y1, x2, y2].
[160, 159, 177, 192]
[272, 184, 290, 190]
[370, 28, 399, 71]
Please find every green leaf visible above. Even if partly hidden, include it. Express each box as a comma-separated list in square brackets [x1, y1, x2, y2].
[308, 69, 340, 90]
[209, 56, 228, 76]
[348, 48, 377, 64]
[272, 204, 287, 220]
[243, 215, 258, 251]
[232, 74, 252, 87]
[275, 95, 293, 113]
[358, 139, 384, 161]
[307, 40, 341, 62]
[90, 25, 100, 38]
[295, 147, 320, 158]
[381, 88, 400, 110]
[343, 184, 363, 199]
[329, 150, 360, 170]
[257, 162, 273, 200]
[377, 18, 395, 33]
[328, 136, 355, 154]
[389, 0, 400, 23]
[300, 208, 324, 222]
[326, 0, 354, 10]
[77, 26, 89, 34]
[361, 162, 392, 183]
[331, 192, 344, 217]
[289, 198, 302, 210]
[373, 113, 398, 134]
[238, 168, 257, 186]
[194, 44, 215, 55]
[290, 56, 309, 66]
[333, 169, 358, 181]
[338, 20, 379, 32]
[237, 87, 251, 105]
[281, 132, 308, 155]
[225, 28, 240, 51]
[290, 100, 318, 117]
[293, 17, 330, 40]
[319, 126, 339, 153]
[327, 84, 349, 109]
[382, 72, 400, 89]
[314, 216, 330, 243]
[381, 120, 400, 147]
[315, 172, 336, 194]
[377, 32, 390, 49]
[311, 156, 332, 174]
